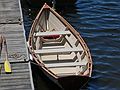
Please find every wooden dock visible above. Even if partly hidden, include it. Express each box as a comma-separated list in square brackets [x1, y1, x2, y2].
[0, 0, 34, 89]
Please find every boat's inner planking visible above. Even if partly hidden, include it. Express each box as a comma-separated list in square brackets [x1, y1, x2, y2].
[30, 8, 89, 76]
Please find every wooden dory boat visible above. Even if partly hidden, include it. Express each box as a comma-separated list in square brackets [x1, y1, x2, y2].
[28, 3, 92, 90]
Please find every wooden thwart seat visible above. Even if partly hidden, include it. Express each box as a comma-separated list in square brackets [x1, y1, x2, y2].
[34, 31, 71, 37]
[42, 45, 65, 49]
[49, 67, 77, 75]
[45, 61, 88, 68]
[34, 48, 83, 54]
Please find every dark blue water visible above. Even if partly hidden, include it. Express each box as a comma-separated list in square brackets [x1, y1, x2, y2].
[21, 0, 120, 90]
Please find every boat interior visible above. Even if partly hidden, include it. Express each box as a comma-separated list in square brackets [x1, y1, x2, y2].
[30, 8, 89, 76]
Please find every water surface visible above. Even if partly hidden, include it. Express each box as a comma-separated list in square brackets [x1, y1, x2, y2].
[21, 0, 120, 89]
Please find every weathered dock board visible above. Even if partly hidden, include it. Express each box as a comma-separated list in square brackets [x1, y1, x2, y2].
[0, 0, 34, 89]
[0, 24, 28, 63]
[0, 0, 21, 24]
[0, 0, 28, 63]
[0, 62, 33, 90]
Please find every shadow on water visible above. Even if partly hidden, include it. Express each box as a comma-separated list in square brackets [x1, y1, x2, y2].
[31, 62, 88, 90]
[26, 0, 77, 8]
[31, 62, 61, 90]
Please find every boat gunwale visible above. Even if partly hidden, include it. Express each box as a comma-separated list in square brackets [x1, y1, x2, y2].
[28, 3, 92, 79]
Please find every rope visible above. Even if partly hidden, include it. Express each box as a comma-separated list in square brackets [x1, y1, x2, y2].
[8, 53, 26, 60]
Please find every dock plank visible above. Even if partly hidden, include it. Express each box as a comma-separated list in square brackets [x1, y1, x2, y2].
[0, 0, 34, 90]
[0, 63, 33, 90]
[0, 0, 28, 63]
[0, 24, 28, 63]
[0, 0, 21, 23]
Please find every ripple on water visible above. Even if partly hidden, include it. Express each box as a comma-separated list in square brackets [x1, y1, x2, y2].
[74, 0, 120, 90]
